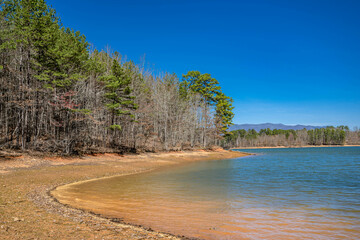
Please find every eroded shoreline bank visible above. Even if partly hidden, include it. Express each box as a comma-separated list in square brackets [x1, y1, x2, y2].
[0, 150, 250, 240]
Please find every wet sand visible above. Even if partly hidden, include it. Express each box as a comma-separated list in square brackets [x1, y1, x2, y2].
[0, 149, 249, 239]
[50, 147, 360, 240]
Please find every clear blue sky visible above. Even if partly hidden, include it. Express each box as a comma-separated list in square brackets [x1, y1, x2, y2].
[47, 0, 360, 128]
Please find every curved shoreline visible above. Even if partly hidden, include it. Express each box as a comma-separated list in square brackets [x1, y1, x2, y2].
[0, 150, 250, 239]
[47, 171, 192, 240]
[45, 184, 185, 240]
[50, 150, 252, 239]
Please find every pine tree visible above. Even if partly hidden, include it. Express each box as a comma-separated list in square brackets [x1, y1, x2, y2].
[181, 71, 234, 138]
[101, 59, 138, 130]
[181, 71, 220, 104]
[215, 91, 234, 134]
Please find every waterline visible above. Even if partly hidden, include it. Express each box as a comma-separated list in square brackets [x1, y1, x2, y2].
[52, 147, 360, 239]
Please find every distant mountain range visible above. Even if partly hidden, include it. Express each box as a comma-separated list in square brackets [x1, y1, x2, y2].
[229, 123, 324, 132]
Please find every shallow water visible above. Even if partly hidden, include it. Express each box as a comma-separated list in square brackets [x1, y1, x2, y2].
[56, 147, 360, 239]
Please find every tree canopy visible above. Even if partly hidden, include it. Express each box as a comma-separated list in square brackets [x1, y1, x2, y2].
[0, 0, 235, 154]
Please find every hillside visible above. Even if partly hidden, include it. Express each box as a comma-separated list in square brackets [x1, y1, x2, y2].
[229, 123, 324, 131]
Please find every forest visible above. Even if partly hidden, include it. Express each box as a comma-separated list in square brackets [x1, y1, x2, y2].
[0, 0, 235, 154]
[1, 0, 358, 155]
[223, 126, 360, 148]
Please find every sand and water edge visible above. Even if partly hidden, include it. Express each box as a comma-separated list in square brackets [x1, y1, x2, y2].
[0, 149, 250, 240]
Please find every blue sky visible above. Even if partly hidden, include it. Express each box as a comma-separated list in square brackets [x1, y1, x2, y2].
[47, 0, 360, 128]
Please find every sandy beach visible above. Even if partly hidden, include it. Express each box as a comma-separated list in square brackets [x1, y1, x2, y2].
[0, 149, 249, 240]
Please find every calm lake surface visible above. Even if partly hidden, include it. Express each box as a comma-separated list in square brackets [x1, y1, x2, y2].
[59, 147, 360, 239]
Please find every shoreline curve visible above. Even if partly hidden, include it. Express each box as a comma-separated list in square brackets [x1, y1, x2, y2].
[50, 150, 251, 239]
[0, 150, 250, 240]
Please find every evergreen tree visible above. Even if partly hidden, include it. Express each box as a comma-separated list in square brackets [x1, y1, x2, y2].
[181, 70, 234, 136]
[101, 59, 138, 130]
[181, 71, 220, 104]
[215, 91, 234, 134]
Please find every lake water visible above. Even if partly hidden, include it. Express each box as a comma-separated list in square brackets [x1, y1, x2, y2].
[55, 147, 360, 239]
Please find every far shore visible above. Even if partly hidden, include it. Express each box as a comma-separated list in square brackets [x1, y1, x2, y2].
[0, 149, 250, 240]
[231, 144, 360, 150]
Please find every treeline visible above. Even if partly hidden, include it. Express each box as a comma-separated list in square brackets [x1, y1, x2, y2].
[223, 127, 360, 148]
[0, 0, 234, 154]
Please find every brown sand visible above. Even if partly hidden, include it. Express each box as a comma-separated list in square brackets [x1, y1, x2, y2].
[0, 150, 249, 240]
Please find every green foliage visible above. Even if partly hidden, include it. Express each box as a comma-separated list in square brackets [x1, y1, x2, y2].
[181, 71, 220, 104]
[0, 0, 89, 89]
[338, 125, 349, 131]
[100, 59, 138, 128]
[214, 92, 234, 134]
[180, 71, 234, 134]
[246, 129, 258, 140]
[307, 127, 346, 145]
[0, 0, 240, 152]
[226, 127, 346, 146]
[109, 124, 122, 131]
[71, 109, 92, 115]
[258, 128, 297, 140]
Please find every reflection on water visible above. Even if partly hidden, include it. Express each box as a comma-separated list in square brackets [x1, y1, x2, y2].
[54, 147, 360, 239]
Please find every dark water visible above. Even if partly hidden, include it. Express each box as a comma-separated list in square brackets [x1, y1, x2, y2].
[55, 147, 360, 239]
